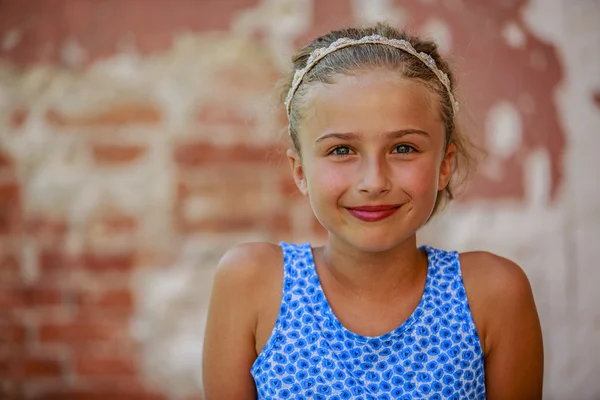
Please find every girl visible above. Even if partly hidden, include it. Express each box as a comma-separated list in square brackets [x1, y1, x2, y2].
[203, 23, 543, 400]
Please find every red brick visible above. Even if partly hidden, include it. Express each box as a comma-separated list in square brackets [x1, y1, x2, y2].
[0, 252, 19, 270]
[98, 214, 138, 234]
[267, 213, 293, 237]
[0, 324, 26, 344]
[180, 213, 292, 237]
[10, 108, 28, 128]
[92, 144, 147, 165]
[0, 380, 24, 399]
[280, 176, 302, 199]
[296, 0, 353, 47]
[0, 360, 9, 376]
[38, 323, 120, 343]
[0, 286, 61, 310]
[174, 142, 282, 167]
[0, 251, 22, 286]
[22, 356, 63, 377]
[26, 217, 68, 248]
[0, 290, 21, 309]
[62, 335, 139, 358]
[27, 217, 68, 232]
[197, 101, 254, 127]
[0, 254, 21, 285]
[70, 295, 134, 323]
[39, 249, 71, 271]
[20, 288, 63, 307]
[34, 390, 166, 400]
[0, 151, 14, 168]
[593, 91, 600, 109]
[175, 173, 275, 233]
[75, 356, 138, 376]
[0, 0, 257, 68]
[76, 289, 134, 309]
[46, 102, 161, 128]
[72, 308, 133, 327]
[184, 217, 258, 233]
[0, 183, 21, 235]
[0, 183, 20, 203]
[81, 252, 136, 271]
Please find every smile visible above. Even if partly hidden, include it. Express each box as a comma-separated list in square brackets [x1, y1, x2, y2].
[345, 205, 401, 222]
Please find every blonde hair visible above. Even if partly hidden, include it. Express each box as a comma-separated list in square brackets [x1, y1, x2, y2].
[279, 23, 478, 216]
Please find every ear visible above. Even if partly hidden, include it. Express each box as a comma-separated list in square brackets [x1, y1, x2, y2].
[287, 148, 308, 196]
[438, 143, 456, 191]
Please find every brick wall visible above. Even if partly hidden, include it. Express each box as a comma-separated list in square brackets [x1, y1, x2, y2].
[0, 0, 599, 399]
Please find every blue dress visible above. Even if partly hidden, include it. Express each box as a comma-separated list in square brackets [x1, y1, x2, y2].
[251, 242, 486, 399]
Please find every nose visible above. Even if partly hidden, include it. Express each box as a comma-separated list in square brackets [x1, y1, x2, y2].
[357, 156, 392, 196]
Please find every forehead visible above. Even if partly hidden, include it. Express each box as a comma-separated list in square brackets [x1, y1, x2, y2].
[299, 69, 444, 140]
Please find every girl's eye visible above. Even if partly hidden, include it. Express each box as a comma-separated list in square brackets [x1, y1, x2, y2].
[329, 146, 352, 156]
[394, 144, 415, 154]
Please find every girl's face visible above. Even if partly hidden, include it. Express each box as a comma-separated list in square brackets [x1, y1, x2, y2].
[288, 69, 455, 253]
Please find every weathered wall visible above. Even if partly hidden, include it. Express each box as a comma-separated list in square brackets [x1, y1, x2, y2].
[0, 0, 598, 399]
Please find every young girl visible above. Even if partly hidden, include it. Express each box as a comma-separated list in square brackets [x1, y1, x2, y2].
[203, 23, 543, 400]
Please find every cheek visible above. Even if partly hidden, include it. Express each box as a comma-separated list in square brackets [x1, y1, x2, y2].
[305, 160, 349, 197]
[395, 159, 440, 197]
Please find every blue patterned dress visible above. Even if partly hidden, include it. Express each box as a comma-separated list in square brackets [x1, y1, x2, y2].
[251, 242, 486, 399]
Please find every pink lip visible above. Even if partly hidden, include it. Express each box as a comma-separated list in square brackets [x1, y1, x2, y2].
[345, 205, 401, 222]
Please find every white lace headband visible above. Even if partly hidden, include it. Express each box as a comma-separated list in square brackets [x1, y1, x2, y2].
[285, 34, 459, 120]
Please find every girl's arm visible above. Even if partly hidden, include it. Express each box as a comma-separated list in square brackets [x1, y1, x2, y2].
[462, 252, 544, 400]
[202, 245, 264, 400]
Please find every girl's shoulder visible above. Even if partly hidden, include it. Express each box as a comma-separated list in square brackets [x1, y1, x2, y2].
[458, 251, 533, 306]
[212, 242, 288, 354]
[457, 251, 537, 356]
[217, 242, 283, 272]
[213, 242, 284, 295]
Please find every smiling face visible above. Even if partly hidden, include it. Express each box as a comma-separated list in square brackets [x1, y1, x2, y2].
[288, 69, 455, 252]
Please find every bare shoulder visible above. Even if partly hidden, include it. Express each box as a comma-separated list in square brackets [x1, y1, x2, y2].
[210, 241, 284, 330]
[203, 242, 284, 399]
[459, 251, 533, 298]
[458, 251, 537, 354]
[215, 241, 283, 284]
[214, 241, 286, 351]
[459, 252, 544, 398]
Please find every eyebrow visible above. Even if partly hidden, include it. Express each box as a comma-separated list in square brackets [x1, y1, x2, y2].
[315, 129, 430, 143]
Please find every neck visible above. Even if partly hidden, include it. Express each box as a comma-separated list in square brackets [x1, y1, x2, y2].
[315, 234, 427, 301]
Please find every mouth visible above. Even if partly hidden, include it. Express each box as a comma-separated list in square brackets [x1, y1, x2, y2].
[345, 204, 401, 222]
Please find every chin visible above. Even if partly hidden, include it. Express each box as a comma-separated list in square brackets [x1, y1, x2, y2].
[332, 228, 416, 254]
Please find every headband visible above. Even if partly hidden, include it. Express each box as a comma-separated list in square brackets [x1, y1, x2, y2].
[285, 34, 459, 119]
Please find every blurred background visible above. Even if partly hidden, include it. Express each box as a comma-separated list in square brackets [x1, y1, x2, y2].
[0, 0, 598, 399]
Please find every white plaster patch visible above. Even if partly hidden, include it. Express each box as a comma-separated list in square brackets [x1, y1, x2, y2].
[232, 0, 313, 71]
[60, 38, 87, 68]
[2, 29, 22, 52]
[479, 157, 504, 181]
[352, 0, 407, 27]
[132, 250, 220, 398]
[421, 18, 452, 53]
[0, 87, 8, 110]
[182, 195, 214, 222]
[485, 101, 523, 158]
[524, 149, 551, 206]
[20, 238, 38, 284]
[90, 52, 145, 84]
[502, 21, 527, 49]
